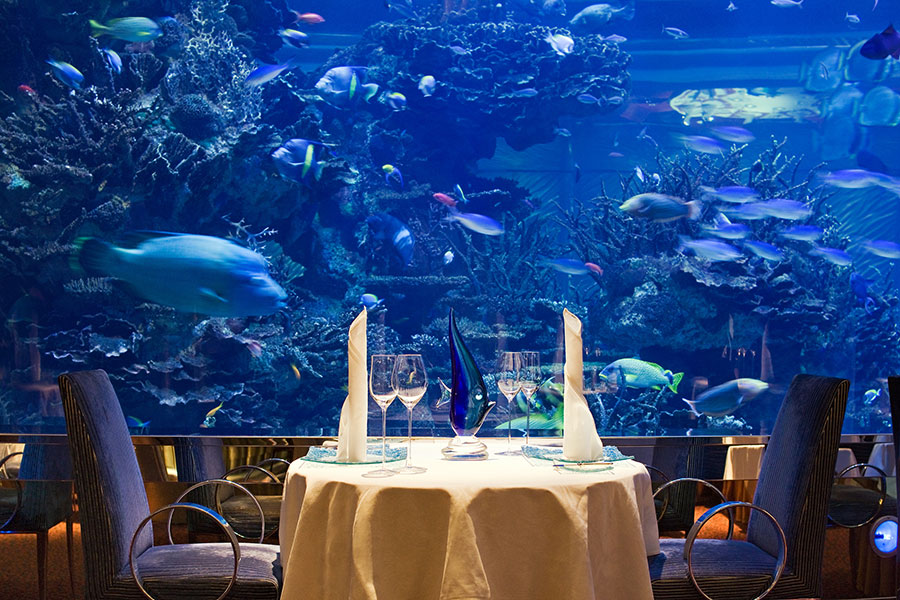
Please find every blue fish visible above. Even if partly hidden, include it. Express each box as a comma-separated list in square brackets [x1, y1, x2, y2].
[577, 93, 600, 104]
[74, 233, 287, 317]
[678, 135, 724, 154]
[861, 240, 900, 259]
[701, 214, 750, 240]
[700, 185, 759, 204]
[809, 246, 852, 266]
[678, 236, 742, 262]
[719, 203, 769, 220]
[271, 139, 325, 184]
[245, 63, 291, 87]
[742, 240, 785, 261]
[850, 273, 876, 314]
[385, 92, 407, 110]
[864, 389, 882, 405]
[367, 213, 415, 266]
[683, 378, 768, 417]
[360, 293, 384, 309]
[756, 198, 811, 220]
[46, 59, 83, 89]
[540, 258, 591, 275]
[446, 209, 504, 236]
[511, 88, 539, 98]
[89, 17, 162, 42]
[382, 164, 404, 189]
[386, 0, 418, 19]
[778, 225, 823, 241]
[279, 28, 310, 48]
[100, 49, 122, 74]
[709, 126, 755, 143]
[315, 66, 379, 107]
[125, 416, 151, 430]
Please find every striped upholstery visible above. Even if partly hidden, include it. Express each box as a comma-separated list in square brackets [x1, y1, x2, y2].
[650, 374, 849, 599]
[888, 376, 900, 600]
[59, 370, 281, 599]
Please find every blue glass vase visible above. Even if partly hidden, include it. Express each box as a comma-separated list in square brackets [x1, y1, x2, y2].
[442, 308, 496, 460]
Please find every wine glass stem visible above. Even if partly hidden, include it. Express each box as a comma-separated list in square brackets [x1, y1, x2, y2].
[525, 392, 531, 446]
[507, 396, 512, 451]
[406, 405, 413, 469]
[381, 406, 387, 471]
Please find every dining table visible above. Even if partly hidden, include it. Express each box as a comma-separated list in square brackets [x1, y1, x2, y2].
[279, 438, 660, 600]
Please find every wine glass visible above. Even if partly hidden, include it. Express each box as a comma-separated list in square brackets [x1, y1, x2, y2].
[393, 354, 428, 474]
[497, 351, 522, 456]
[520, 351, 540, 448]
[363, 354, 397, 478]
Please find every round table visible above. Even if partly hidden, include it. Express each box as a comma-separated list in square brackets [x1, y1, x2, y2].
[279, 439, 660, 600]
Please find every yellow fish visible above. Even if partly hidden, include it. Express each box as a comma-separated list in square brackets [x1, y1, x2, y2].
[291, 363, 301, 379]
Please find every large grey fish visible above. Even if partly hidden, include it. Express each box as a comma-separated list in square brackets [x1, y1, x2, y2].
[315, 66, 379, 107]
[619, 193, 700, 222]
[75, 233, 287, 317]
[678, 236, 742, 262]
[569, 2, 635, 32]
[683, 378, 769, 417]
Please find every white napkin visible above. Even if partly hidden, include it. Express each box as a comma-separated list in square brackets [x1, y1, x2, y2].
[562, 308, 604, 461]
[337, 309, 368, 462]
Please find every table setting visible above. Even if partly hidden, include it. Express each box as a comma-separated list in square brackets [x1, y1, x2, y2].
[278, 307, 660, 600]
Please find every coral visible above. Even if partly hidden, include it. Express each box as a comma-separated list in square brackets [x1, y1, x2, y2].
[170, 93, 222, 140]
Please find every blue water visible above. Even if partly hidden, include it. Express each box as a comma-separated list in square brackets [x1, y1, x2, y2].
[0, 0, 898, 437]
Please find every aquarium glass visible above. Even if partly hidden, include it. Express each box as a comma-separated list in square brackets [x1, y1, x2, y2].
[0, 0, 897, 436]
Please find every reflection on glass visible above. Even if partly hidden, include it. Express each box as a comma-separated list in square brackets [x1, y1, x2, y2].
[393, 354, 427, 474]
[520, 351, 540, 446]
[363, 354, 397, 478]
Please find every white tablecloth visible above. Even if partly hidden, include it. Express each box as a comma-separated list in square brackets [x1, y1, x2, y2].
[279, 439, 660, 600]
[724, 444, 859, 479]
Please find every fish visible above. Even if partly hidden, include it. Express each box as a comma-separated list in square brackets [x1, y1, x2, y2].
[821, 169, 883, 189]
[846, 13, 860, 24]
[663, 27, 690, 39]
[719, 203, 769, 220]
[569, 3, 635, 32]
[756, 198, 811, 220]
[678, 135, 724, 154]
[860, 25, 900, 60]
[554, 127, 572, 137]
[291, 363, 302, 379]
[742, 240, 785, 261]
[545, 33, 574, 56]
[446, 209, 504, 236]
[449, 45, 469, 55]
[315, 66, 379, 107]
[125, 416, 151, 430]
[599, 34, 627, 43]
[701, 216, 751, 239]
[385, 92, 407, 110]
[200, 401, 225, 428]
[418, 75, 436, 97]
[585, 262, 604, 274]
[808, 247, 852, 266]
[778, 225, 823, 241]
[861, 240, 900, 259]
[619, 193, 700, 223]
[443, 250, 455, 265]
[271, 139, 325, 184]
[90, 17, 162, 42]
[577, 93, 600, 104]
[360, 293, 384, 309]
[292, 12, 325, 24]
[599, 358, 683, 393]
[511, 88, 539, 98]
[864, 389, 882, 405]
[850, 273, 876, 313]
[770, 0, 802, 7]
[382, 164, 404, 189]
[683, 378, 768, 417]
[279, 28, 310, 48]
[74, 233, 287, 317]
[726, 1, 738, 10]
[609, 151, 625, 158]
[46, 59, 83, 89]
[678, 236, 743, 262]
[100, 48, 122, 74]
[245, 63, 292, 87]
[454, 184, 468, 204]
[634, 166, 645, 183]
[540, 258, 591, 275]
[367, 213, 415, 265]
[700, 185, 759, 204]
[709, 125, 754, 143]
[433, 193, 458, 207]
[386, 0, 418, 19]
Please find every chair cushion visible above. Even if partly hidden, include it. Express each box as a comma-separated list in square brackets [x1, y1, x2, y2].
[126, 542, 280, 600]
[650, 538, 781, 598]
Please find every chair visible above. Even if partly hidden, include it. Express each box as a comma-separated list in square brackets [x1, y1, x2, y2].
[888, 377, 900, 600]
[0, 439, 76, 600]
[649, 374, 849, 599]
[58, 369, 281, 600]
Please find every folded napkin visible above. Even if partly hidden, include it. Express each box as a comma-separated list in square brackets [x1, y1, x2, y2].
[337, 309, 368, 462]
[562, 308, 604, 461]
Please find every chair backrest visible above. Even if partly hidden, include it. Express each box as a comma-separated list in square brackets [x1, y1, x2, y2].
[748, 374, 849, 595]
[58, 370, 153, 599]
[889, 377, 900, 600]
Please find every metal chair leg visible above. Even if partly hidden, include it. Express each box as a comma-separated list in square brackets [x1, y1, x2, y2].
[36, 530, 47, 600]
[66, 515, 76, 597]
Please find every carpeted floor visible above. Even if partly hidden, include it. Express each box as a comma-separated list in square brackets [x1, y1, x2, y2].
[0, 511, 889, 599]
